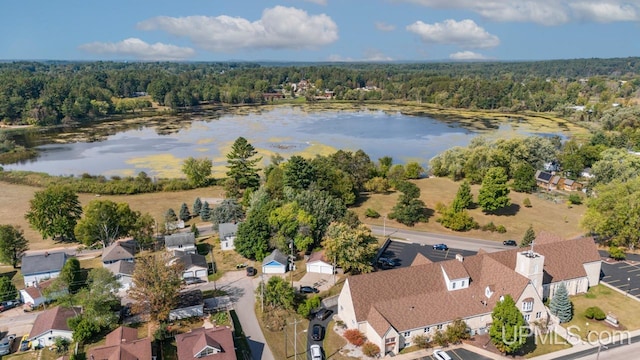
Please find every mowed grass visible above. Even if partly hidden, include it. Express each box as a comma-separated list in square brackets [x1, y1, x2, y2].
[353, 177, 587, 242]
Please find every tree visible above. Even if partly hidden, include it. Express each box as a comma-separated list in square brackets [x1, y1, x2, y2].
[0, 225, 28, 268]
[234, 199, 276, 260]
[25, 185, 82, 241]
[165, 208, 178, 223]
[181, 157, 212, 187]
[283, 155, 316, 190]
[286, 188, 347, 244]
[269, 202, 316, 252]
[490, 295, 527, 354]
[210, 199, 244, 229]
[0, 276, 17, 301]
[322, 223, 378, 274]
[478, 167, 511, 212]
[511, 162, 537, 193]
[199, 201, 211, 221]
[262, 276, 295, 310]
[75, 267, 119, 329]
[549, 282, 573, 323]
[521, 226, 536, 247]
[179, 203, 191, 222]
[405, 161, 424, 179]
[364, 177, 391, 193]
[451, 181, 473, 212]
[225, 136, 262, 195]
[74, 200, 138, 248]
[377, 156, 393, 177]
[128, 253, 183, 323]
[192, 197, 203, 217]
[53, 257, 82, 294]
[131, 212, 156, 250]
[389, 181, 426, 226]
[446, 318, 470, 344]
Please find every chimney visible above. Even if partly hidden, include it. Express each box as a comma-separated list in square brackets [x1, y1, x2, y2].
[455, 253, 464, 262]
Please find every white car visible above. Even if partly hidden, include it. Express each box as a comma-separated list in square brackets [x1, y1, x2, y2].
[310, 344, 323, 360]
[433, 349, 452, 360]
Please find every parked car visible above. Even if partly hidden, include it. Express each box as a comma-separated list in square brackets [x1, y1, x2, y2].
[312, 324, 325, 341]
[433, 349, 452, 360]
[433, 244, 448, 251]
[315, 308, 333, 321]
[0, 334, 16, 355]
[377, 257, 398, 267]
[246, 266, 257, 276]
[19, 335, 29, 352]
[310, 344, 323, 360]
[300, 286, 319, 294]
[183, 277, 205, 285]
[503, 240, 518, 246]
[0, 300, 19, 312]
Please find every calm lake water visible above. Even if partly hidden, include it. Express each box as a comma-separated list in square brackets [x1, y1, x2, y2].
[3, 106, 553, 178]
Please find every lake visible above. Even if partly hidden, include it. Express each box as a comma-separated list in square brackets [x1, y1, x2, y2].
[2, 106, 562, 178]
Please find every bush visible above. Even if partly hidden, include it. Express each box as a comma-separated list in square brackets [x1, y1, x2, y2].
[523, 197, 532, 207]
[344, 329, 366, 346]
[437, 209, 478, 231]
[481, 222, 497, 232]
[584, 306, 606, 320]
[434, 202, 448, 214]
[609, 246, 626, 260]
[412, 334, 430, 349]
[364, 208, 381, 218]
[431, 330, 448, 347]
[496, 225, 507, 233]
[568, 193, 583, 205]
[362, 342, 380, 357]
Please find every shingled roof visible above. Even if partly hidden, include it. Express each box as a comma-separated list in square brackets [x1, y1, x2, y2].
[21, 252, 67, 276]
[88, 326, 152, 360]
[29, 306, 79, 340]
[175, 327, 236, 360]
[165, 232, 196, 247]
[102, 242, 135, 263]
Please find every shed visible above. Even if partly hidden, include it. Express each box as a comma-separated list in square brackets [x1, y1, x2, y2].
[170, 290, 204, 321]
[218, 223, 239, 251]
[261, 249, 288, 274]
[306, 251, 334, 275]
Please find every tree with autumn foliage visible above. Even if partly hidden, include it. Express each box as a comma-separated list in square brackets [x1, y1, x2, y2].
[322, 222, 378, 274]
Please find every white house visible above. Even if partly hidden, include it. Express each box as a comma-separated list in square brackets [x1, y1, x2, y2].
[28, 306, 79, 347]
[165, 232, 196, 255]
[172, 253, 209, 282]
[102, 241, 135, 266]
[21, 252, 67, 287]
[19, 279, 66, 309]
[306, 250, 334, 275]
[262, 249, 288, 274]
[170, 290, 204, 321]
[105, 260, 135, 291]
[218, 223, 239, 251]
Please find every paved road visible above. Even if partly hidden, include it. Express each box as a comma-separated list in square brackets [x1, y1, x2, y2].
[0, 311, 39, 338]
[369, 225, 511, 253]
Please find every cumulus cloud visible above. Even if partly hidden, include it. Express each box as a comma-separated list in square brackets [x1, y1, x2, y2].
[363, 49, 393, 61]
[449, 51, 488, 60]
[397, 0, 640, 25]
[78, 38, 195, 60]
[407, 19, 500, 48]
[137, 6, 338, 52]
[375, 21, 396, 31]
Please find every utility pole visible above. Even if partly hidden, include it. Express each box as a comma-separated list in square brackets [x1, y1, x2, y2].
[383, 214, 386, 238]
[261, 273, 264, 312]
[290, 240, 295, 287]
[293, 318, 301, 360]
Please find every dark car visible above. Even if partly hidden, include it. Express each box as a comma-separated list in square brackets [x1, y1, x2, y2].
[0, 300, 19, 312]
[312, 324, 325, 341]
[377, 257, 398, 267]
[300, 286, 319, 294]
[183, 277, 205, 285]
[503, 240, 518, 246]
[316, 308, 333, 321]
[433, 243, 448, 251]
[246, 266, 257, 276]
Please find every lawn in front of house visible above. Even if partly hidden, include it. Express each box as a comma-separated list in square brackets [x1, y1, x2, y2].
[522, 332, 572, 358]
[562, 284, 640, 341]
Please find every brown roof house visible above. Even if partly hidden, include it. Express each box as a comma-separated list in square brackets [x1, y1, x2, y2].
[175, 327, 236, 360]
[87, 326, 152, 360]
[102, 241, 135, 266]
[337, 235, 601, 355]
[28, 306, 80, 347]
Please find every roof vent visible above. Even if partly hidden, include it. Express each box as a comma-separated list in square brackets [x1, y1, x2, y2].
[455, 253, 464, 262]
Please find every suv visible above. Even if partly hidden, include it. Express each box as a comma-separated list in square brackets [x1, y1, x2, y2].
[246, 266, 257, 276]
[183, 277, 205, 285]
[300, 286, 319, 294]
[503, 240, 517, 246]
[377, 257, 397, 267]
[433, 244, 448, 251]
[0, 300, 19, 312]
[316, 308, 333, 321]
[310, 344, 323, 360]
[312, 324, 325, 341]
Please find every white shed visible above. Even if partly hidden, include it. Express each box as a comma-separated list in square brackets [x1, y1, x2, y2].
[306, 251, 334, 275]
[218, 222, 239, 251]
[262, 249, 288, 274]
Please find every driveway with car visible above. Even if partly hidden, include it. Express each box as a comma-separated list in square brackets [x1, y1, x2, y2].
[307, 306, 337, 359]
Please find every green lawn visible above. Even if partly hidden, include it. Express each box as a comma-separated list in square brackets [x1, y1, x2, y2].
[522, 332, 572, 358]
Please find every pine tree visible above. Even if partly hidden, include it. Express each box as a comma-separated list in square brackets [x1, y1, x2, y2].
[521, 225, 536, 247]
[192, 198, 202, 217]
[165, 208, 178, 223]
[451, 181, 473, 212]
[549, 282, 573, 323]
[478, 167, 511, 212]
[225, 137, 262, 196]
[179, 203, 191, 222]
[200, 201, 211, 221]
[490, 295, 527, 354]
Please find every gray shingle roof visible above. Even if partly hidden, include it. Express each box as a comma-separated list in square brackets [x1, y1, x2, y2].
[218, 223, 238, 238]
[176, 253, 207, 269]
[105, 260, 135, 276]
[262, 249, 288, 266]
[21, 252, 67, 276]
[102, 243, 135, 262]
[165, 233, 195, 247]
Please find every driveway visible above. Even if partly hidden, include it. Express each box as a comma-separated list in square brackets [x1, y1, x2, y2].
[0, 310, 38, 339]
[416, 348, 493, 360]
[306, 305, 337, 360]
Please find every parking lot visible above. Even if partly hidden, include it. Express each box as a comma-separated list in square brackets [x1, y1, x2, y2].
[601, 261, 640, 297]
[417, 348, 493, 360]
[378, 240, 477, 269]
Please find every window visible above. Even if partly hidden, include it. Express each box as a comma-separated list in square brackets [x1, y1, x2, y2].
[461, 280, 466, 287]
[424, 327, 431, 333]
[436, 324, 443, 330]
[452, 282, 456, 289]
[403, 332, 410, 337]
[522, 300, 534, 312]
[385, 337, 396, 344]
[536, 312, 542, 319]
[524, 314, 531, 321]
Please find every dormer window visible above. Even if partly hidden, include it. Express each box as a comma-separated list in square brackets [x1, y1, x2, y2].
[485, 286, 494, 298]
[522, 298, 534, 312]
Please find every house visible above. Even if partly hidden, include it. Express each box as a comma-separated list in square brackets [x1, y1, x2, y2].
[563, 178, 583, 192]
[87, 326, 152, 360]
[534, 170, 553, 190]
[337, 234, 600, 354]
[170, 290, 204, 321]
[261, 249, 288, 274]
[581, 167, 595, 179]
[550, 175, 562, 189]
[165, 232, 196, 254]
[19, 279, 67, 309]
[102, 241, 135, 266]
[28, 306, 79, 347]
[306, 251, 334, 275]
[175, 327, 236, 360]
[172, 253, 209, 282]
[21, 252, 67, 287]
[218, 223, 238, 251]
[104, 260, 135, 291]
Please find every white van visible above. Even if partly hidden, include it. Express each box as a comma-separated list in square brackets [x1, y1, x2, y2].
[310, 344, 323, 360]
[433, 349, 452, 360]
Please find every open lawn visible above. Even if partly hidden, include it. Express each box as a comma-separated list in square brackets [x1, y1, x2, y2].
[354, 177, 587, 242]
[522, 332, 572, 358]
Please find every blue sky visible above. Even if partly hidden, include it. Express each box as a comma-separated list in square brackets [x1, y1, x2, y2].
[2, 0, 640, 62]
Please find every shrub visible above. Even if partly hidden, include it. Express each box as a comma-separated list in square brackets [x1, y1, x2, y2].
[496, 225, 507, 233]
[438, 209, 478, 231]
[609, 246, 626, 260]
[412, 334, 430, 349]
[584, 306, 606, 320]
[362, 342, 380, 357]
[568, 193, 583, 205]
[434, 202, 448, 214]
[523, 197, 532, 207]
[481, 222, 497, 232]
[344, 329, 366, 346]
[431, 330, 448, 347]
[364, 208, 381, 218]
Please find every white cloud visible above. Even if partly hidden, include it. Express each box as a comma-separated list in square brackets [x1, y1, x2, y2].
[449, 50, 488, 60]
[78, 38, 195, 60]
[375, 21, 396, 31]
[303, 0, 327, 4]
[398, 0, 640, 25]
[327, 54, 354, 62]
[570, 2, 640, 22]
[363, 49, 393, 61]
[137, 6, 338, 52]
[407, 19, 500, 48]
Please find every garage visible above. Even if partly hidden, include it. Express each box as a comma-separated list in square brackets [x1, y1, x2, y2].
[262, 249, 288, 274]
[306, 251, 334, 274]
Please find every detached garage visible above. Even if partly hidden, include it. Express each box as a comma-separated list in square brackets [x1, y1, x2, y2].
[306, 251, 334, 275]
[262, 249, 288, 274]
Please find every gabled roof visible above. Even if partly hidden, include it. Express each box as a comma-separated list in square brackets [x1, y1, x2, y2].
[176, 253, 208, 269]
[21, 252, 67, 276]
[175, 290, 204, 309]
[105, 260, 135, 276]
[262, 249, 288, 266]
[175, 327, 236, 360]
[440, 260, 469, 279]
[29, 306, 79, 340]
[307, 250, 330, 264]
[88, 326, 152, 360]
[551, 175, 561, 185]
[165, 233, 196, 247]
[410, 253, 432, 266]
[22, 278, 56, 300]
[535, 170, 553, 182]
[218, 223, 238, 238]
[102, 242, 135, 262]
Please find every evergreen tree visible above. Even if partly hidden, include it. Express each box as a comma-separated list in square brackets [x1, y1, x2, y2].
[549, 282, 573, 323]
[165, 208, 178, 223]
[388, 181, 426, 226]
[451, 181, 473, 212]
[210, 199, 244, 230]
[0, 276, 17, 301]
[192, 197, 202, 217]
[490, 295, 527, 354]
[199, 201, 211, 221]
[225, 136, 262, 196]
[521, 225, 536, 247]
[283, 155, 316, 190]
[478, 167, 511, 212]
[179, 203, 191, 222]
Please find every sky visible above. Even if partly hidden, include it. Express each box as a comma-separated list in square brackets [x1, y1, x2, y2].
[2, 0, 640, 62]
